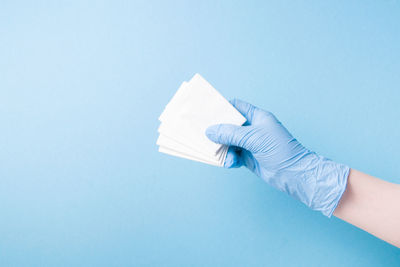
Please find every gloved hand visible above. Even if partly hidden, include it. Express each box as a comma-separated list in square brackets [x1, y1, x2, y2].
[206, 99, 350, 217]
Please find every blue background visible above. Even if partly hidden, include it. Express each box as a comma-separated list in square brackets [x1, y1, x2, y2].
[1, 1, 399, 266]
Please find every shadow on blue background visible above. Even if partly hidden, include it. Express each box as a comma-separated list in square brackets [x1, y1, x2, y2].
[1, 1, 399, 266]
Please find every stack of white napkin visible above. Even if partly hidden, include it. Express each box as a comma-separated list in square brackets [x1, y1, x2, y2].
[157, 74, 246, 166]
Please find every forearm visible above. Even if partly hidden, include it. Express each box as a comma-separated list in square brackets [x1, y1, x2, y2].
[333, 169, 400, 248]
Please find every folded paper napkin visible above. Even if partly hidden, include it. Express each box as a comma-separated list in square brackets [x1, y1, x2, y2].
[157, 73, 246, 166]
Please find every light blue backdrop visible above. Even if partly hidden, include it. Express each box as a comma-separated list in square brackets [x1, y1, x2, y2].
[1, 1, 399, 266]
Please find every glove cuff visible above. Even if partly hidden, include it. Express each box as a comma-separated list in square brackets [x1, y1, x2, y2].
[309, 156, 350, 217]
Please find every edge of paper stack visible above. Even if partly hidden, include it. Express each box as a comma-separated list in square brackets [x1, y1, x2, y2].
[156, 73, 246, 167]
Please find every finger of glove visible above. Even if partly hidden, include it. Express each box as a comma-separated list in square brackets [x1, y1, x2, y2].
[224, 147, 243, 168]
[230, 98, 277, 125]
[206, 124, 254, 151]
[240, 149, 258, 173]
[229, 99, 257, 124]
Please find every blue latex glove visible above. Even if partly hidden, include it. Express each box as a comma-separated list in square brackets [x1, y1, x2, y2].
[206, 99, 350, 217]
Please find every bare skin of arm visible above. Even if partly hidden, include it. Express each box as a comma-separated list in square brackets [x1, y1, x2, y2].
[333, 169, 400, 248]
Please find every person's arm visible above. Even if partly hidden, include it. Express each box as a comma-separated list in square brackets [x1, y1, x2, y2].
[334, 169, 400, 247]
[206, 99, 400, 248]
